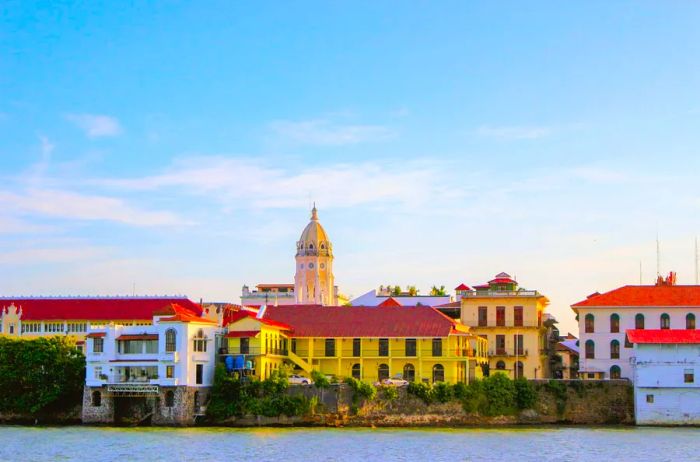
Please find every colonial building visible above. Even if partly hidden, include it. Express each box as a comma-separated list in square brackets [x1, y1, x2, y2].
[571, 272, 700, 380]
[224, 305, 487, 384]
[83, 303, 219, 425]
[350, 288, 452, 308]
[556, 334, 579, 380]
[241, 206, 344, 307]
[460, 272, 550, 379]
[0, 296, 204, 352]
[629, 329, 700, 425]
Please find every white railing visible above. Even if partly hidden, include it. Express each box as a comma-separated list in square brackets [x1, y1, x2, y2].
[463, 290, 540, 297]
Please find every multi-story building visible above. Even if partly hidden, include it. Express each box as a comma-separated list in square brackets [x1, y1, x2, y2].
[556, 335, 579, 379]
[460, 272, 550, 379]
[571, 272, 700, 380]
[629, 329, 700, 425]
[224, 305, 488, 384]
[83, 303, 219, 425]
[0, 296, 204, 352]
[241, 284, 296, 307]
[350, 288, 452, 308]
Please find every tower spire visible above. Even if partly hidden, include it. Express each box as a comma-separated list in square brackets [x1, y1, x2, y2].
[311, 202, 318, 221]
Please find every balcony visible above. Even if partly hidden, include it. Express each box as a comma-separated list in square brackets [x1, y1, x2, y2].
[489, 348, 528, 357]
[106, 383, 160, 397]
[220, 347, 288, 356]
[464, 290, 540, 298]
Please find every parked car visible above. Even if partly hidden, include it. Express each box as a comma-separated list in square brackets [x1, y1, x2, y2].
[287, 374, 312, 385]
[374, 376, 409, 387]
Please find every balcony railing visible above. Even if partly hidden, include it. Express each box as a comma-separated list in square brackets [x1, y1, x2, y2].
[464, 290, 540, 297]
[489, 348, 528, 357]
[220, 347, 288, 356]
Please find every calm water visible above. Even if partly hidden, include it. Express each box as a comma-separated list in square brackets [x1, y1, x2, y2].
[0, 426, 698, 462]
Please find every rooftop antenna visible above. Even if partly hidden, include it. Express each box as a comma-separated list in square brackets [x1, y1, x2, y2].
[132, 282, 136, 297]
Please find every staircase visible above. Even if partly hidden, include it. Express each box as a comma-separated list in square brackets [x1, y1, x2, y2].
[286, 350, 313, 373]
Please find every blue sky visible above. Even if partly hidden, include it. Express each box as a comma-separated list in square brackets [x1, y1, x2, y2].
[2, 1, 700, 333]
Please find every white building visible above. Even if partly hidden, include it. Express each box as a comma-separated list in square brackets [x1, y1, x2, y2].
[241, 284, 297, 307]
[629, 329, 700, 425]
[350, 289, 452, 307]
[571, 273, 700, 380]
[83, 303, 219, 425]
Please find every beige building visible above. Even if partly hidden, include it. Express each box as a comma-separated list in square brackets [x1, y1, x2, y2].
[294, 205, 338, 305]
[460, 272, 550, 379]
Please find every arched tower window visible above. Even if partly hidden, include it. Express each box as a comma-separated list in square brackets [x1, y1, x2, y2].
[585, 314, 595, 333]
[610, 314, 620, 333]
[585, 340, 595, 359]
[635, 314, 645, 330]
[687, 313, 696, 330]
[610, 339, 620, 359]
[660, 313, 670, 329]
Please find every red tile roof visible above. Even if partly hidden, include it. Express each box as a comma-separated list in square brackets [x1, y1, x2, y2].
[378, 297, 402, 307]
[226, 309, 292, 330]
[159, 303, 217, 324]
[627, 329, 700, 344]
[455, 284, 471, 291]
[262, 305, 464, 338]
[0, 297, 202, 321]
[572, 285, 700, 308]
[86, 332, 106, 338]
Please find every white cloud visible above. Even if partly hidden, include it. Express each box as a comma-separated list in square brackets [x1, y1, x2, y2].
[476, 125, 552, 140]
[0, 246, 108, 265]
[65, 113, 122, 138]
[270, 119, 394, 145]
[96, 156, 447, 210]
[0, 189, 187, 227]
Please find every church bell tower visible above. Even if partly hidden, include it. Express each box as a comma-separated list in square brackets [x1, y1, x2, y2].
[294, 205, 336, 305]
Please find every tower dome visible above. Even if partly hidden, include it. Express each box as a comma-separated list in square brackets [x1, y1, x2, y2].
[296, 205, 333, 257]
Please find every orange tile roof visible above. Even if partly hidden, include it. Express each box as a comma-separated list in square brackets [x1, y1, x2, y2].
[159, 303, 217, 324]
[572, 285, 700, 308]
[627, 329, 700, 344]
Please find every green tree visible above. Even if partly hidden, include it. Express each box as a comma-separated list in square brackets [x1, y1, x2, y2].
[407, 286, 419, 296]
[392, 285, 402, 296]
[430, 285, 447, 296]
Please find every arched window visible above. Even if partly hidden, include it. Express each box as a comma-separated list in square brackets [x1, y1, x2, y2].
[514, 361, 524, 379]
[432, 364, 445, 383]
[403, 363, 416, 382]
[165, 390, 175, 408]
[585, 314, 595, 333]
[610, 314, 620, 333]
[610, 365, 621, 379]
[610, 339, 620, 359]
[91, 391, 101, 407]
[378, 364, 390, 381]
[165, 329, 177, 352]
[585, 340, 595, 359]
[635, 313, 645, 330]
[687, 313, 696, 330]
[351, 363, 361, 379]
[495, 360, 506, 370]
[660, 313, 670, 329]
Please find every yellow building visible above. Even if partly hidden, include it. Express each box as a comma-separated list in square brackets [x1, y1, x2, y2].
[460, 273, 550, 379]
[224, 305, 487, 384]
[294, 205, 338, 305]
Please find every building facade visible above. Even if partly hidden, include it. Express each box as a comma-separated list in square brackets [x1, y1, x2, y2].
[224, 305, 487, 384]
[571, 273, 700, 380]
[629, 329, 700, 425]
[83, 303, 219, 425]
[294, 206, 338, 305]
[240, 284, 296, 307]
[460, 272, 550, 379]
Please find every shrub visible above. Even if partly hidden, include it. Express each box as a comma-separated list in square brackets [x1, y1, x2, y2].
[383, 386, 398, 401]
[432, 382, 453, 404]
[514, 378, 537, 410]
[452, 382, 469, 400]
[311, 370, 330, 389]
[481, 373, 516, 416]
[407, 381, 433, 404]
[344, 377, 377, 403]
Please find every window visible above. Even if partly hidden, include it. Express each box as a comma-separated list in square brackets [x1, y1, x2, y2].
[478, 306, 488, 326]
[91, 391, 101, 407]
[610, 339, 620, 359]
[67, 323, 86, 333]
[166, 365, 174, 378]
[325, 338, 336, 357]
[378, 363, 390, 381]
[660, 313, 670, 330]
[514, 361, 524, 379]
[610, 365, 621, 379]
[685, 369, 694, 383]
[351, 363, 361, 379]
[21, 322, 41, 333]
[240, 338, 250, 354]
[514, 334, 524, 356]
[432, 364, 445, 383]
[496, 306, 505, 327]
[403, 363, 415, 382]
[496, 360, 506, 370]
[646, 394, 654, 404]
[635, 313, 645, 330]
[291, 338, 297, 354]
[352, 338, 361, 357]
[405, 338, 417, 357]
[165, 329, 177, 352]
[193, 329, 207, 352]
[496, 335, 506, 355]
[610, 314, 620, 333]
[514, 306, 523, 327]
[145, 340, 158, 354]
[585, 314, 595, 333]
[585, 340, 595, 359]
[196, 364, 204, 385]
[432, 338, 443, 357]
[687, 313, 696, 330]
[94, 366, 103, 380]
[165, 390, 175, 408]
[379, 338, 389, 357]
[93, 338, 104, 353]
[625, 334, 633, 348]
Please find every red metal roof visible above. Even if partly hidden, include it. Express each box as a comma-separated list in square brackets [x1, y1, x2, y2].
[455, 284, 471, 291]
[627, 329, 700, 344]
[262, 305, 462, 338]
[572, 285, 700, 308]
[224, 330, 261, 338]
[378, 297, 402, 307]
[159, 303, 217, 324]
[117, 334, 158, 341]
[225, 309, 292, 330]
[0, 297, 202, 321]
